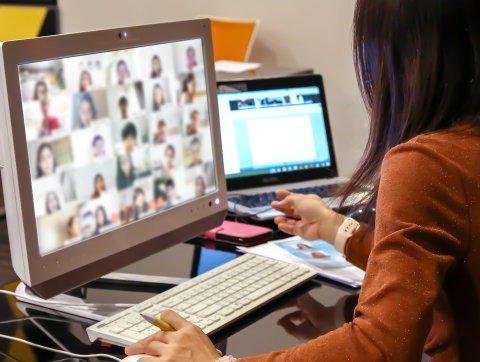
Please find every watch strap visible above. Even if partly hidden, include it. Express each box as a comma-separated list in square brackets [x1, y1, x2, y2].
[334, 217, 361, 253]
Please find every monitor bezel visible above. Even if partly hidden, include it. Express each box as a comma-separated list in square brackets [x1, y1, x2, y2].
[1, 19, 227, 294]
[217, 75, 339, 191]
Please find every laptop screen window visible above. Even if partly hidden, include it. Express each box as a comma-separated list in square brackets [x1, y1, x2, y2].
[217, 86, 332, 179]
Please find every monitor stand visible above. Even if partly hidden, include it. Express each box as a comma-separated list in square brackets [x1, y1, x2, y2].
[14, 272, 190, 321]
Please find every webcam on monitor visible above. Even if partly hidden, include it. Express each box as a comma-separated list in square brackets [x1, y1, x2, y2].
[0, 19, 227, 299]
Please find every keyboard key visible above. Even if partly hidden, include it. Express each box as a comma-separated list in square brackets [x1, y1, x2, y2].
[230, 303, 243, 310]
[124, 314, 143, 325]
[196, 322, 207, 329]
[132, 303, 152, 313]
[204, 318, 215, 326]
[144, 326, 159, 335]
[121, 330, 146, 341]
[218, 308, 235, 316]
[131, 322, 149, 332]
[197, 305, 222, 318]
[186, 303, 208, 315]
[162, 298, 183, 308]
[188, 315, 201, 323]
[106, 325, 124, 334]
[248, 281, 284, 300]
[238, 298, 252, 306]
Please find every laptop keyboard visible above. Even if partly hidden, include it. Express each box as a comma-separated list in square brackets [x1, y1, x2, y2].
[229, 183, 345, 208]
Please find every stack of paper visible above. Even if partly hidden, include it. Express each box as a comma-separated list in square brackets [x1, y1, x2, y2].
[238, 236, 364, 288]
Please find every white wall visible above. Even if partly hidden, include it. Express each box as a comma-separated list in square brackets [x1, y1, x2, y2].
[59, 0, 368, 176]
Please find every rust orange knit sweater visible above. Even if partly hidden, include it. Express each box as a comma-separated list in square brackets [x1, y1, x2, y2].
[241, 124, 480, 361]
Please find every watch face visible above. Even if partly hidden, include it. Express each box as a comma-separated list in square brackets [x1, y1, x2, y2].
[343, 218, 360, 234]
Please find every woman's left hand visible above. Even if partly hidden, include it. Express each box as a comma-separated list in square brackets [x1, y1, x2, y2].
[124, 310, 221, 362]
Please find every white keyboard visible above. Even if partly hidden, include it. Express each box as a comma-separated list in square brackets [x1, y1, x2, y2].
[87, 254, 316, 346]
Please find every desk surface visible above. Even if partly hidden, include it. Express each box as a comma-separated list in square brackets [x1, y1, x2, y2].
[0, 237, 358, 361]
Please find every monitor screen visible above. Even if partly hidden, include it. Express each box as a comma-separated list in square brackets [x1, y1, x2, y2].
[217, 85, 332, 179]
[18, 39, 217, 255]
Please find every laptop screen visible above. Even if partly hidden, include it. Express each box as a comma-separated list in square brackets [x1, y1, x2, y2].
[217, 83, 332, 180]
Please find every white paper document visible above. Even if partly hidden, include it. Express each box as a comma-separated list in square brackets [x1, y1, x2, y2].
[215, 60, 261, 73]
[238, 236, 364, 288]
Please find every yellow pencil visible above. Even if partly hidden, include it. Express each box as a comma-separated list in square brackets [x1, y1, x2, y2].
[140, 313, 176, 332]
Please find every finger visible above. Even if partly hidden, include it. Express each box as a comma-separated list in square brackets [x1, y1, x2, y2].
[142, 340, 168, 357]
[125, 335, 156, 355]
[275, 189, 292, 199]
[277, 221, 297, 235]
[124, 330, 172, 355]
[160, 309, 190, 331]
[272, 194, 296, 209]
[273, 217, 297, 226]
[271, 200, 293, 214]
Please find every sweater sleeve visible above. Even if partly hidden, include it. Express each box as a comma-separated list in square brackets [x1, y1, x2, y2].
[240, 141, 469, 362]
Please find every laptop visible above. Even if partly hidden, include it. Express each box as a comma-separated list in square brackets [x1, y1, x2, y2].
[217, 75, 359, 220]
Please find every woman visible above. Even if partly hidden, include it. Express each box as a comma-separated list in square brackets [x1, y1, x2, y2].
[186, 109, 201, 135]
[94, 206, 111, 235]
[66, 214, 80, 240]
[152, 84, 166, 112]
[116, 59, 131, 85]
[132, 187, 149, 220]
[151, 55, 162, 78]
[126, 1, 480, 361]
[92, 135, 106, 158]
[36, 143, 56, 178]
[45, 191, 61, 214]
[186, 46, 197, 71]
[91, 173, 106, 199]
[178, 73, 196, 105]
[117, 155, 135, 190]
[162, 144, 176, 172]
[76, 92, 97, 128]
[33, 80, 48, 102]
[79, 70, 93, 92]
[118, 96, 129, 120]
[194, 175, 206, 197]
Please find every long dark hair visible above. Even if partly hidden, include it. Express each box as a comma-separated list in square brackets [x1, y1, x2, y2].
[341, 0, 480, 222]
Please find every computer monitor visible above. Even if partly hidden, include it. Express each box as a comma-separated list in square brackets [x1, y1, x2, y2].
[0, 19, 227, 298]
[217, 75, 338, 191]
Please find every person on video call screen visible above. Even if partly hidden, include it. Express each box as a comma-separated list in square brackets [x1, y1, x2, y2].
[19, 39, 216, 255]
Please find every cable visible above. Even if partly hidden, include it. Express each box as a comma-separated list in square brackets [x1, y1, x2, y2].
[0, 350, 21, 362]
[0, 316, 70, 325]
[0, 289, 134, 308]
[0, 333, 122, 361]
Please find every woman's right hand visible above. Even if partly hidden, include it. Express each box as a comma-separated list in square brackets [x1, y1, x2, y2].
[271, 190, 345, 244]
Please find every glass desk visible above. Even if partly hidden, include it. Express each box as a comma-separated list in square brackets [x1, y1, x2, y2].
[0, 242, 358, 361]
